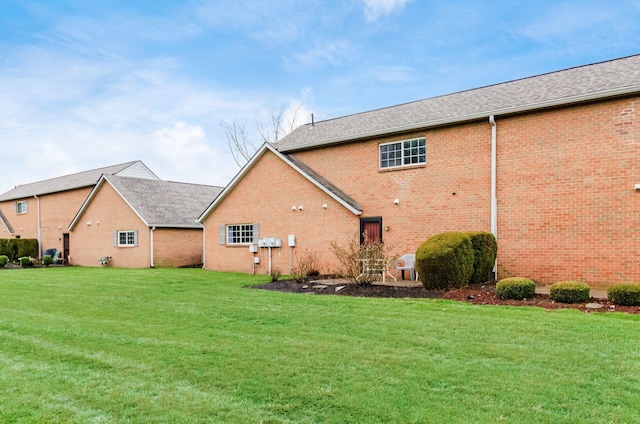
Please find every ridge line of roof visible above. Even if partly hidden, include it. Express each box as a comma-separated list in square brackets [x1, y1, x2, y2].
[278, 81, 640, 153]
[304, 54, 640, 127]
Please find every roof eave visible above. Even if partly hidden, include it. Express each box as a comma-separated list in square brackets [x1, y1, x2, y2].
[278, 85, 640, 152]
[197, 143, 362, 222]
[150, 224, 204, 229]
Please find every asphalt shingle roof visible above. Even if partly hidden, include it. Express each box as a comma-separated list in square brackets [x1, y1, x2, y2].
[277, 55, 640, 152]
[105, 175, 223, 228]
[0, 161, 144, 201]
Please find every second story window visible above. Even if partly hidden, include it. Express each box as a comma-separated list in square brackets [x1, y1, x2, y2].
[15, 200, 28, 214]
[380, 137, 426, 169]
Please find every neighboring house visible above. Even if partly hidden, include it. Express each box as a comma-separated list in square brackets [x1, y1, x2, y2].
[69, 174, 223, 268]
[199, 54, 640, 287]
[0, 161, 158, 262]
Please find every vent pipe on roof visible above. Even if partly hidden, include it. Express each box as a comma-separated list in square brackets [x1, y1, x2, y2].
[311, 113, 315, 128]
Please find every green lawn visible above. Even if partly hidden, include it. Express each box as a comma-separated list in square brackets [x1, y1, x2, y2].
[0, 267, 639, 423]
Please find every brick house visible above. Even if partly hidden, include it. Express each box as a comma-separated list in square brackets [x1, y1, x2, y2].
[0, 161, 158, 262]
[199, 55, 640, 287]
[69, 174, 222, 268]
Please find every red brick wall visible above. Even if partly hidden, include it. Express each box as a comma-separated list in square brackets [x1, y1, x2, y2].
[0, 199, 37, 239]
[295, 123, 493, 260]
[153, 228, 203, 268]
[70, 182, 150, 268]
[0, 187, 91, 254]
[497, 97, 640, 286]
[205, 95, 640, 287]
[203, 150, 359, 275]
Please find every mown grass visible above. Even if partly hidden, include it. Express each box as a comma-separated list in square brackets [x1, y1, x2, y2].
[0, 267, 639, 423]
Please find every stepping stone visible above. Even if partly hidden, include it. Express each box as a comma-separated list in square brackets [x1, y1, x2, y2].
[335, 285, 346, 292]
[312, 285, 328, 290]
[585, 303, 604, 310]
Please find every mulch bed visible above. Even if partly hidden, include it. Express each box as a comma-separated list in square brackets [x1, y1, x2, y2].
[251, 279, 640, 314]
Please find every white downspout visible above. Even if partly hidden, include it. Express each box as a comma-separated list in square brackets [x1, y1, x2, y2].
[150, 226, 155, 268]
[489, 115, 498, 279]
[34, 195, 42, 259]
[201, 225, 206, 269]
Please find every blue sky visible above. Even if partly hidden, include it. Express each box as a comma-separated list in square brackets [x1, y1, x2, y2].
[1, 0, 639, 193]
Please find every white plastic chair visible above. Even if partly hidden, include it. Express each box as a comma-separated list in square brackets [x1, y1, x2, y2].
[395, 254, 417, 281]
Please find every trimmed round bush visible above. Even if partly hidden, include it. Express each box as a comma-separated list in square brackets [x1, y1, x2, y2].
[0, 255, 8, 267]
[19, 256, 34, 267]
[467, 231, 497, 284]
[42, 255, 53, 267]
[416, 232, 474, 290]
[496, 277, 536, 300]
[549, 281, 590, 304]
[607, 284, 640, 306]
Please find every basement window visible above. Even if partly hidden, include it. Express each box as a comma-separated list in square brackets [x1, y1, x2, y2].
[379, 137, 426, 169]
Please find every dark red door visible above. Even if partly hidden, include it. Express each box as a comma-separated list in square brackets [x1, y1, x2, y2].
[63, 233, 70, 264]
[360, 218, 382, 244]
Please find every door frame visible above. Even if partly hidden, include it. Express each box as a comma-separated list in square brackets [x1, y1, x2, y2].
[360, 217, 383, 244]
[63, 233, 70, 264]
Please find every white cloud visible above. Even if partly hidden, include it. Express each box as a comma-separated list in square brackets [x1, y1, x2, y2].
[0, 22, 298, 192]
[363, 0, 412, 21]
[153, 122, 208, 157]
[291, 40, 353, 69]
[150, 122, 234, 185]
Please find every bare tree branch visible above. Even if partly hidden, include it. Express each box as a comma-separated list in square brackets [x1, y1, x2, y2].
[220, 120, 258, 167]
[221, 105, 306, 168]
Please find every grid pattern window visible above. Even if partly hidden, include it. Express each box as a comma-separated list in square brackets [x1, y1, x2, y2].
[15, 201, 28, 214]
[227, 224, 254, 245]
[118, 230, 136, 246]
[379, 138, 426, 169]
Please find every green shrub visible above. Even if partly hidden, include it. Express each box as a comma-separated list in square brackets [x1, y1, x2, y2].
[0, 239, 38, 261]
[42, 255, 53, 267]
[14, 239, 38, 260]
[19, 256, 34, 267]
[607, 284, 640, 306]
[467, 231, 497, 284]
[416, 232, 474, 290]
[496, 277, 536, 300]
[0, 255, 8, 267]
[549, 281, 590, 304]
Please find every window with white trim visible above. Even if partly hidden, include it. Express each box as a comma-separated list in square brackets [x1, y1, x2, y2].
[379, 137, 426, 169]
[15, 200, 28, 214]
[117, 230, 138, 247]
[227, 224, 255, 245]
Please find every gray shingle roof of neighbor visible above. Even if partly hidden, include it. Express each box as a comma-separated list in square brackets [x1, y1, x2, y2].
[276, 54, 640, 152]
[101, 175, 224, 228]
[0, 161, 157, 201]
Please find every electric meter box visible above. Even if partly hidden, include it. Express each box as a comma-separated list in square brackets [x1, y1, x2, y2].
[248, 244, 258, 253]
[288, 235, 296, 247]
[258, 238, 281, 248]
